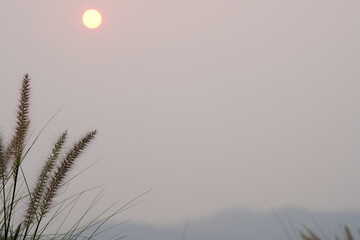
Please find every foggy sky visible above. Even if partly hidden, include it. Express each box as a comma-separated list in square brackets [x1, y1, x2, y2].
[1, 0, 360, 224]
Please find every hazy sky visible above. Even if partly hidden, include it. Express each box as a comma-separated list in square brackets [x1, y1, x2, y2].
[1, 0, 360, 224]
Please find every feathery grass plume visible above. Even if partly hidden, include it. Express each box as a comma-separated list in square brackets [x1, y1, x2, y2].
[344, 225, 354, 240]
[300, 232, 315, 240]
[299, 225, 358, 240]
[0, 137, 5, 182]
[3, 74, 31, 240]
[0, 137, 6, 236]
[40, 130, 97, 218]
[1, 74, 31, 186]
[10, 73, 31, 173]
[23, 131, 68, 233]
[299, 227, 321, 240]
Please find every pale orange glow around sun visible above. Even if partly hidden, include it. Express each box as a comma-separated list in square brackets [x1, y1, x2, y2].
[82, 9, 102, 29]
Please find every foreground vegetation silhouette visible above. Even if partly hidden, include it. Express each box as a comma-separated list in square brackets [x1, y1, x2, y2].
[0, 74, 128, 240]
[298, 225, 357, 240]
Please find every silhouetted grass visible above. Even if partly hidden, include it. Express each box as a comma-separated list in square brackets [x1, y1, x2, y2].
[0, 74, 129, 239]
[299, 225, 357, 240]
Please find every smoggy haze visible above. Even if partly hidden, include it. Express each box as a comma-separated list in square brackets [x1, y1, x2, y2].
[1, 0, 360, 224]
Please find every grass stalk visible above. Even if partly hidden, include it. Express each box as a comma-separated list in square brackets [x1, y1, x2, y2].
[0, 74, 131, 239]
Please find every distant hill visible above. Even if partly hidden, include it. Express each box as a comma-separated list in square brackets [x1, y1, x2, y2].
[89, 208, 360, 240]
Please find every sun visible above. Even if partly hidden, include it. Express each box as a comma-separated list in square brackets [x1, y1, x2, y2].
[82, 9, 102, 29]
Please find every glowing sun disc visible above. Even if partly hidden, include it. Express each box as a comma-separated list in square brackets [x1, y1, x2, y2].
[82, 9, 102, 29]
